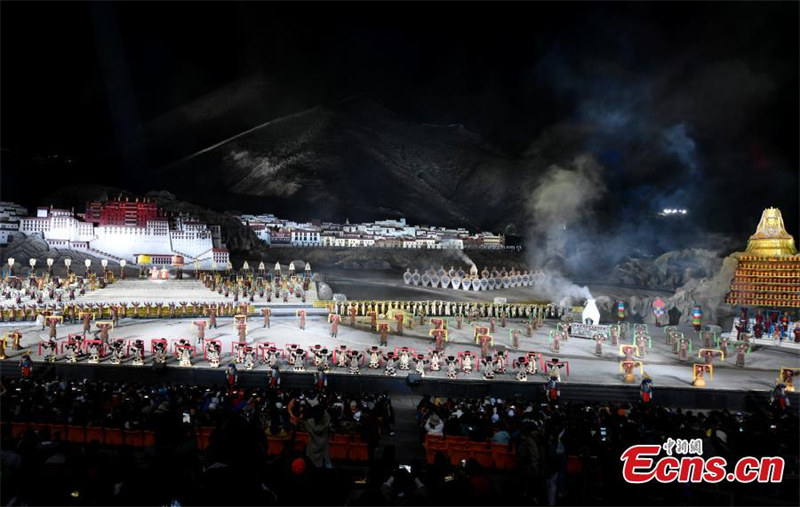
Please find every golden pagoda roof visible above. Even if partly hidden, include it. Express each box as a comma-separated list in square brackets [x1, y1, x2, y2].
[745, 207, 797, 257]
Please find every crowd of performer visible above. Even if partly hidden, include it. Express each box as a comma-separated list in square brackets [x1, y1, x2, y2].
[6, 299, 800, 398]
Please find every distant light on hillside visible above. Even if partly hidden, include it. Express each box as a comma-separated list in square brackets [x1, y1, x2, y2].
[659, 208, 688, 216]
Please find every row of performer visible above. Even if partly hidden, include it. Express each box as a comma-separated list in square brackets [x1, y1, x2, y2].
[202, 274, 311, 302]
[25, 333, 570, 382]
[329, 301, 560, 319]
[16, 335, 799, 399]
[0, 300, 563, 324]
[0, 302, 256, 322]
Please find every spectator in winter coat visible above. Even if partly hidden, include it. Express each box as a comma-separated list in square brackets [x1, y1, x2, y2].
[425, 413, 444, 436]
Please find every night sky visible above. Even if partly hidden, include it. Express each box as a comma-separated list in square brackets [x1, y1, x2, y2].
[1, 1, 798, 239]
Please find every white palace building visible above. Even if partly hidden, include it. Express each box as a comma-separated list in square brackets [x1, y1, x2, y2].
[15, 198, 229, 268]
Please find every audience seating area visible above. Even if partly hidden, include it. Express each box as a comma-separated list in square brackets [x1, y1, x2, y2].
[6, 421, 156, 448]
[423, 433, 516, 470]
[4, 421, 372, 462]
[266, 431, 370, 461]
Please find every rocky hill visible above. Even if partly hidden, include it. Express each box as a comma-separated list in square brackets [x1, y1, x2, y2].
[149, 97, 524, 232]
[606, 248, 726, 290]
[0, 234, 137, 277]
[252, 246, 527, 273]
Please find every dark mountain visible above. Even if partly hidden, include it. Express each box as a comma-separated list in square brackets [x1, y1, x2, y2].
[147, 97, 526, 232]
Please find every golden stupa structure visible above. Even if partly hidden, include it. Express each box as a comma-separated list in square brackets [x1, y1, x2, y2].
[726, 208, 800, 309]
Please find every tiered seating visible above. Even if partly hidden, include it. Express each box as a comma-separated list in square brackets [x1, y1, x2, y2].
[423, 434, 517, 470]
[264, 431, 370, 462]
[5, 421, 160, 451]
[5, 422, 373, 463]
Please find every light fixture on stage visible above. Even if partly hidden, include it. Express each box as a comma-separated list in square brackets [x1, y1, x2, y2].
[84, 259, 91, 276]
[46, 258, 54, 276]
[7, 257, 14, 276]
[29, 258, 36, 277]
[64, 258, 72, 275]
[119, 259, 127, 279]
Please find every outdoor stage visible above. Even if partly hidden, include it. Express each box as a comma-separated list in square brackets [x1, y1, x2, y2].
[3, 308, 798, 411]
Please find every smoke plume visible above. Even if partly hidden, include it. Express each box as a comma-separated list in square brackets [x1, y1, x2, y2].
[527, 154, 607, 263]
[454, 249, 477, 271]
[518, 155, 604, 305]
[529, 269, 592, 307]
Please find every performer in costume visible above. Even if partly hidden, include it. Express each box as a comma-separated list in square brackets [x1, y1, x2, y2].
[269, 364, 281, 389]
[81, 312, 92, 336]
[109, 339, 125, 365]
[209, 306, 218, 329]
[545, 375, 560, 403]
[194, 320, 207, 346]
[348, 350, 364, 375]
[652, 297, 666, 327]
[589, 333, 604, 355]
[206, 341, 221, 368]
[481, 355, 496, 380]
[19, 351, 33, 378]
[366, 346, 381, 370]
[478, 334, 493, 358]
[691, 304, 702, 332]
[429, 349, 442, 372]
[329, 314, 341, 338]
[383, 351, 397, 376]
[770, 382, 790, 409]
[414, 353, 426, 377]
[636, 333, 648, 358]
[378, 323, 389, 347]
[459, 351, 475, 374]
[444, 355, 458, 379]
[225, 362, 238, 388]
[130, 339, 145, 366]
[640, 374, 653, 403]
[153, 341, 167, 364]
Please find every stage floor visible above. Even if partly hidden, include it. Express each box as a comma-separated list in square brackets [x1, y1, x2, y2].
[4, 311, 798, 393]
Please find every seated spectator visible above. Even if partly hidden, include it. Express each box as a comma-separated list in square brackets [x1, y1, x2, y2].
[491, 422, 511, 445]
[424, 413, 444, 436]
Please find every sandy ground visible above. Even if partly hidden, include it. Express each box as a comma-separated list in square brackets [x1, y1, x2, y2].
[5, 311, 798, 392]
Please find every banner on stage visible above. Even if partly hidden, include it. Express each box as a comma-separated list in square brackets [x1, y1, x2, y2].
[570, 323, 610, 338]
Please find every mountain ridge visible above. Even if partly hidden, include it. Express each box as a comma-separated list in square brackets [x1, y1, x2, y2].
[147, 96, 526, 231]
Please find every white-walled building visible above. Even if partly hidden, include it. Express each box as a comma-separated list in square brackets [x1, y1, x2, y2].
[291, 229, 321, 247]
[237, 213, 505, 250]
[0, 201, 27, 245]
[17, 201, 229, 268]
